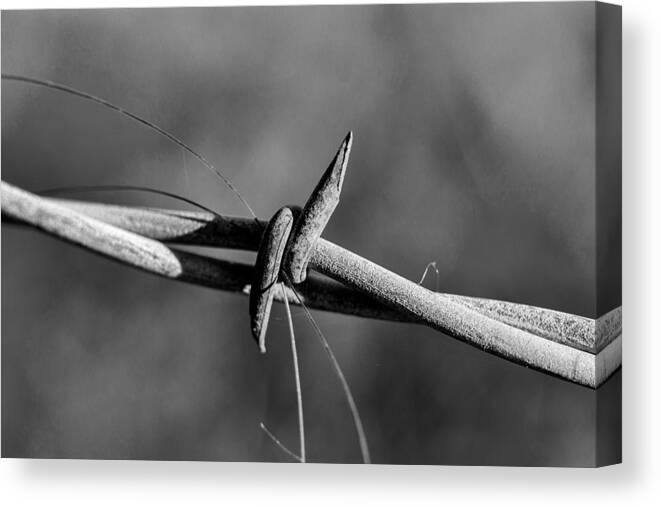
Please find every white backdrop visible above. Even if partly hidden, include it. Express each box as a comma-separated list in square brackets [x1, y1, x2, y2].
[0, 0, 658, 505]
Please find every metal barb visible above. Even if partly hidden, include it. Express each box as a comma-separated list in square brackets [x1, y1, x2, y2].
[284, 132, 352, 284]
[249, 206, 295, 353]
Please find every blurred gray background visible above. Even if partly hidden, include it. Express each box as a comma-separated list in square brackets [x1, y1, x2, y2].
[2, 3, 620, 465]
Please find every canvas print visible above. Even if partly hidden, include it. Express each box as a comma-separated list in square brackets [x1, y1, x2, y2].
[1, 2, 621, 466]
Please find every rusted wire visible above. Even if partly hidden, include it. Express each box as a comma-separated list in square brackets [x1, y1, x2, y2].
[1, 180, 621, 388]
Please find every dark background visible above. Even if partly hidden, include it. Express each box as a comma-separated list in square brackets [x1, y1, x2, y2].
[1, 3, 620, 465]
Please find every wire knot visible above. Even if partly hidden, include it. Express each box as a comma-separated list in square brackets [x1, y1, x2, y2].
[249, 132, 353, 351]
